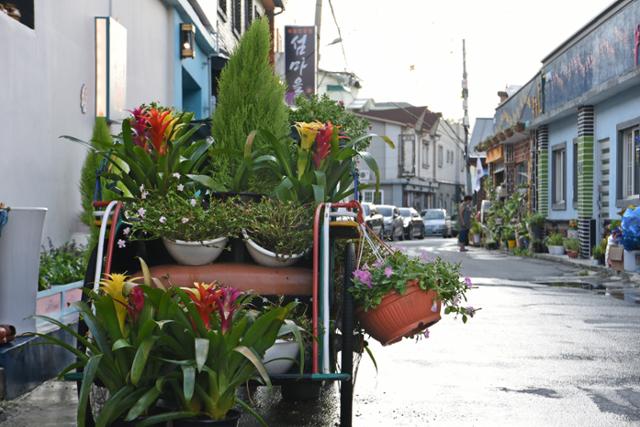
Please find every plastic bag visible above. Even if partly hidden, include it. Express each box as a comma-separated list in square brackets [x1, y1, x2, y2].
[621, 206, 640, 251]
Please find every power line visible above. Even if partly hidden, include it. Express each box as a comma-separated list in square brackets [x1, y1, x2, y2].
[327, 0, 349, 71]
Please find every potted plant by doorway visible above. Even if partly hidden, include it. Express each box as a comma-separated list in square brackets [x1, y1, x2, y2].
[350, 248, 476, 346]
[242, 199, 313, 267]
[545, 232, 565, 255]
[564, 237, 580, 258]
[126, 186, 241, 265]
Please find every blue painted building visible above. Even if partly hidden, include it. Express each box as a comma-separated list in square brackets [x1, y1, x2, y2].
[482, 0, 640, 257]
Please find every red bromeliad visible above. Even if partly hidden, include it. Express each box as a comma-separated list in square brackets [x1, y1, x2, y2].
[145, 108, 175, 156]
[186, 282, 223, 329]
[216, 287, 242, 334]
[127, 286, 145, 320]
[313, 122, 333, 168]
[130, 106, 149, 150]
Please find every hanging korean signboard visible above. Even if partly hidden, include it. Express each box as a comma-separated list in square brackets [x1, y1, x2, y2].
[284, 25, 316, 105]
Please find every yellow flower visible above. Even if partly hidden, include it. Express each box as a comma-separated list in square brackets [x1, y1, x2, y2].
[295, 121, 323, 151]
[100, 273, 129, 334]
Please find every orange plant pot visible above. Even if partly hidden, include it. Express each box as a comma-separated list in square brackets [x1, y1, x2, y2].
[356, 281, 441, 346]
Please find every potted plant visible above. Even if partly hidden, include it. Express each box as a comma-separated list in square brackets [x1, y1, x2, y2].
[526, 213, 545, 242]
[126, 187, 241, 266]
[36, 240, 85, 325]
[469, 221, 482, 246]
[592, 239, 607, 265]
[567, 219, 579, 239]
[35, 264, 186, 426]
[160, 283, 299, 426]
[262, 310, 308, 376]
[545, 232, 565, 255]
[502, 226, 517, 250]
[242, 198, 313, 267]
[564, 237, 580, 258]
[350, 249, 476, 345]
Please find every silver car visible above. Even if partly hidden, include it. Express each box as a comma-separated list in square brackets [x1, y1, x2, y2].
[422, 209, 452, 237]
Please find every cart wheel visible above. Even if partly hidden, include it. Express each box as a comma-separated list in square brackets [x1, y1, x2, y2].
[340, 242, 355, 427]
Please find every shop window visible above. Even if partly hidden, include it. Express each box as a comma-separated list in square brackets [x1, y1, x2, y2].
[552, 144, 566, 210]
[362, 189, 383, 204]
[620, 126, 640, 199]
[1, 0, 34, 29]
[422, 141, 429, 168]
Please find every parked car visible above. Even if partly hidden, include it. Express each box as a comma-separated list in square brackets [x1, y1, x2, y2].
[422, 209, 452, 237]
[398, 207, 425, 240]
[376, 204, 404, 241]
[361, 202, 384, 238]
[449, 212, 459, 237]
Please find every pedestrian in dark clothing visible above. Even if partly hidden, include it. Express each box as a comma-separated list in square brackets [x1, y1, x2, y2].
[458, 195, 473, 252]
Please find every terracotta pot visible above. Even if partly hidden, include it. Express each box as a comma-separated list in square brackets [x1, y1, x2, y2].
[357, 281, 441, 346]
[567, 250, 578, 258]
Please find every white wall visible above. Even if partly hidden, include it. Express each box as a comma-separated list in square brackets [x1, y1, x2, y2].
[0, 0, 174, 246]
[435, 119, 465, 186]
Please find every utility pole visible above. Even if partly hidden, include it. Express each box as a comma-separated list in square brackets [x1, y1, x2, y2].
[462, 39, 472, 196]
[315, 0, 322, 94]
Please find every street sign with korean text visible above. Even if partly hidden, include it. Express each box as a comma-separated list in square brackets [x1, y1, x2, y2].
[285, 25, 316, 105]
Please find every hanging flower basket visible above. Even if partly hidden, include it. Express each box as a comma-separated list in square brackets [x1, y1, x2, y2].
[357, 280, 441, 345]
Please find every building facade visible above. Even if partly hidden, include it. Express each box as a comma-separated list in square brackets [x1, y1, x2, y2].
[357, 106, 465, 214]
[0, 0, 277, 245]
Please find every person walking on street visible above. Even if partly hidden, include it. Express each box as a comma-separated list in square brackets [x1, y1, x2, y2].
[458, 195, 473, 252]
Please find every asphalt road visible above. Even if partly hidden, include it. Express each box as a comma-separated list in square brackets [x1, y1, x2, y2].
[2, 238, 640, 426]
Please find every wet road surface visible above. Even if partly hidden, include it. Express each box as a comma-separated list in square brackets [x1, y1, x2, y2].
[2, 238, 640, 426]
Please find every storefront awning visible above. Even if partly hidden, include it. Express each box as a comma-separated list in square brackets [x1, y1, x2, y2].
[486, 146, 504, 163]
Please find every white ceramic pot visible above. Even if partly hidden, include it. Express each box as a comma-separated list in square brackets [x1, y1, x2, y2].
[624, 249, 639, 272]
[548, 245, 565, 256]
[242, 230, 304, 268]
[472, 234, 481, 245]
[262, 340, 300, 375]
[0, 207, 47, 333]
[162, 237, 228, 266]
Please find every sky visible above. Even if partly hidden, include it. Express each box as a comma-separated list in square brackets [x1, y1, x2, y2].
[276, 0, 615, 124]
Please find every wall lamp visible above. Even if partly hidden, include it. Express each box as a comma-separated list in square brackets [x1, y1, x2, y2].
[180, 23, 196, 59]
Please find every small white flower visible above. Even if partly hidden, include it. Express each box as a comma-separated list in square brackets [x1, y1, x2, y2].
[181, 217, 189, 224]
[137, 208, 146, 218]
[159, 216, 167, 224]
[190, 198, 197, 207]
[141, 191, 149, 200]
[177, 184, 184, 192]
[139, 184, 145, 193]
[117, 239, 126, 249]
[123, 227, 131, 235]
[172, 173, 181, 179]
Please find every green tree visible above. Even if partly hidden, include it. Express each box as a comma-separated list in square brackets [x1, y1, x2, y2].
[211, 18, 289, 193]
[79, 117, 112, 259]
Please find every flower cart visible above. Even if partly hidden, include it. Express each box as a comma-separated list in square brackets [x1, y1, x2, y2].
[65, 197, 362, 426]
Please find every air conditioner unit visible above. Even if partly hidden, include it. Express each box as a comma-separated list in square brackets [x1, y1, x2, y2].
[358, 170, 371, 182]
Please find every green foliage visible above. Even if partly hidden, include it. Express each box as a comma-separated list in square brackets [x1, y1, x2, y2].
[512, 247, 531, 257]
[38, 239, 86, 291]
[563, 237, 580, 251]
[243, 198, 313, 255]
[592, 238, 608, 259]
[248, 125, 392, 204]
[470, 220, 482, 235]
[289, 94, 371, 149]
[501, 225, 515, 241]
[210, 18, 289, 194]
[126, 187, 242, 242]
[527, 212, 546, 228]
[545, 232, 564, 246]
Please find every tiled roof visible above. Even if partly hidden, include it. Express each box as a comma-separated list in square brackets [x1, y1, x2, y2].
[357, 106, 441, 133]
[469, 118, 494, 155]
